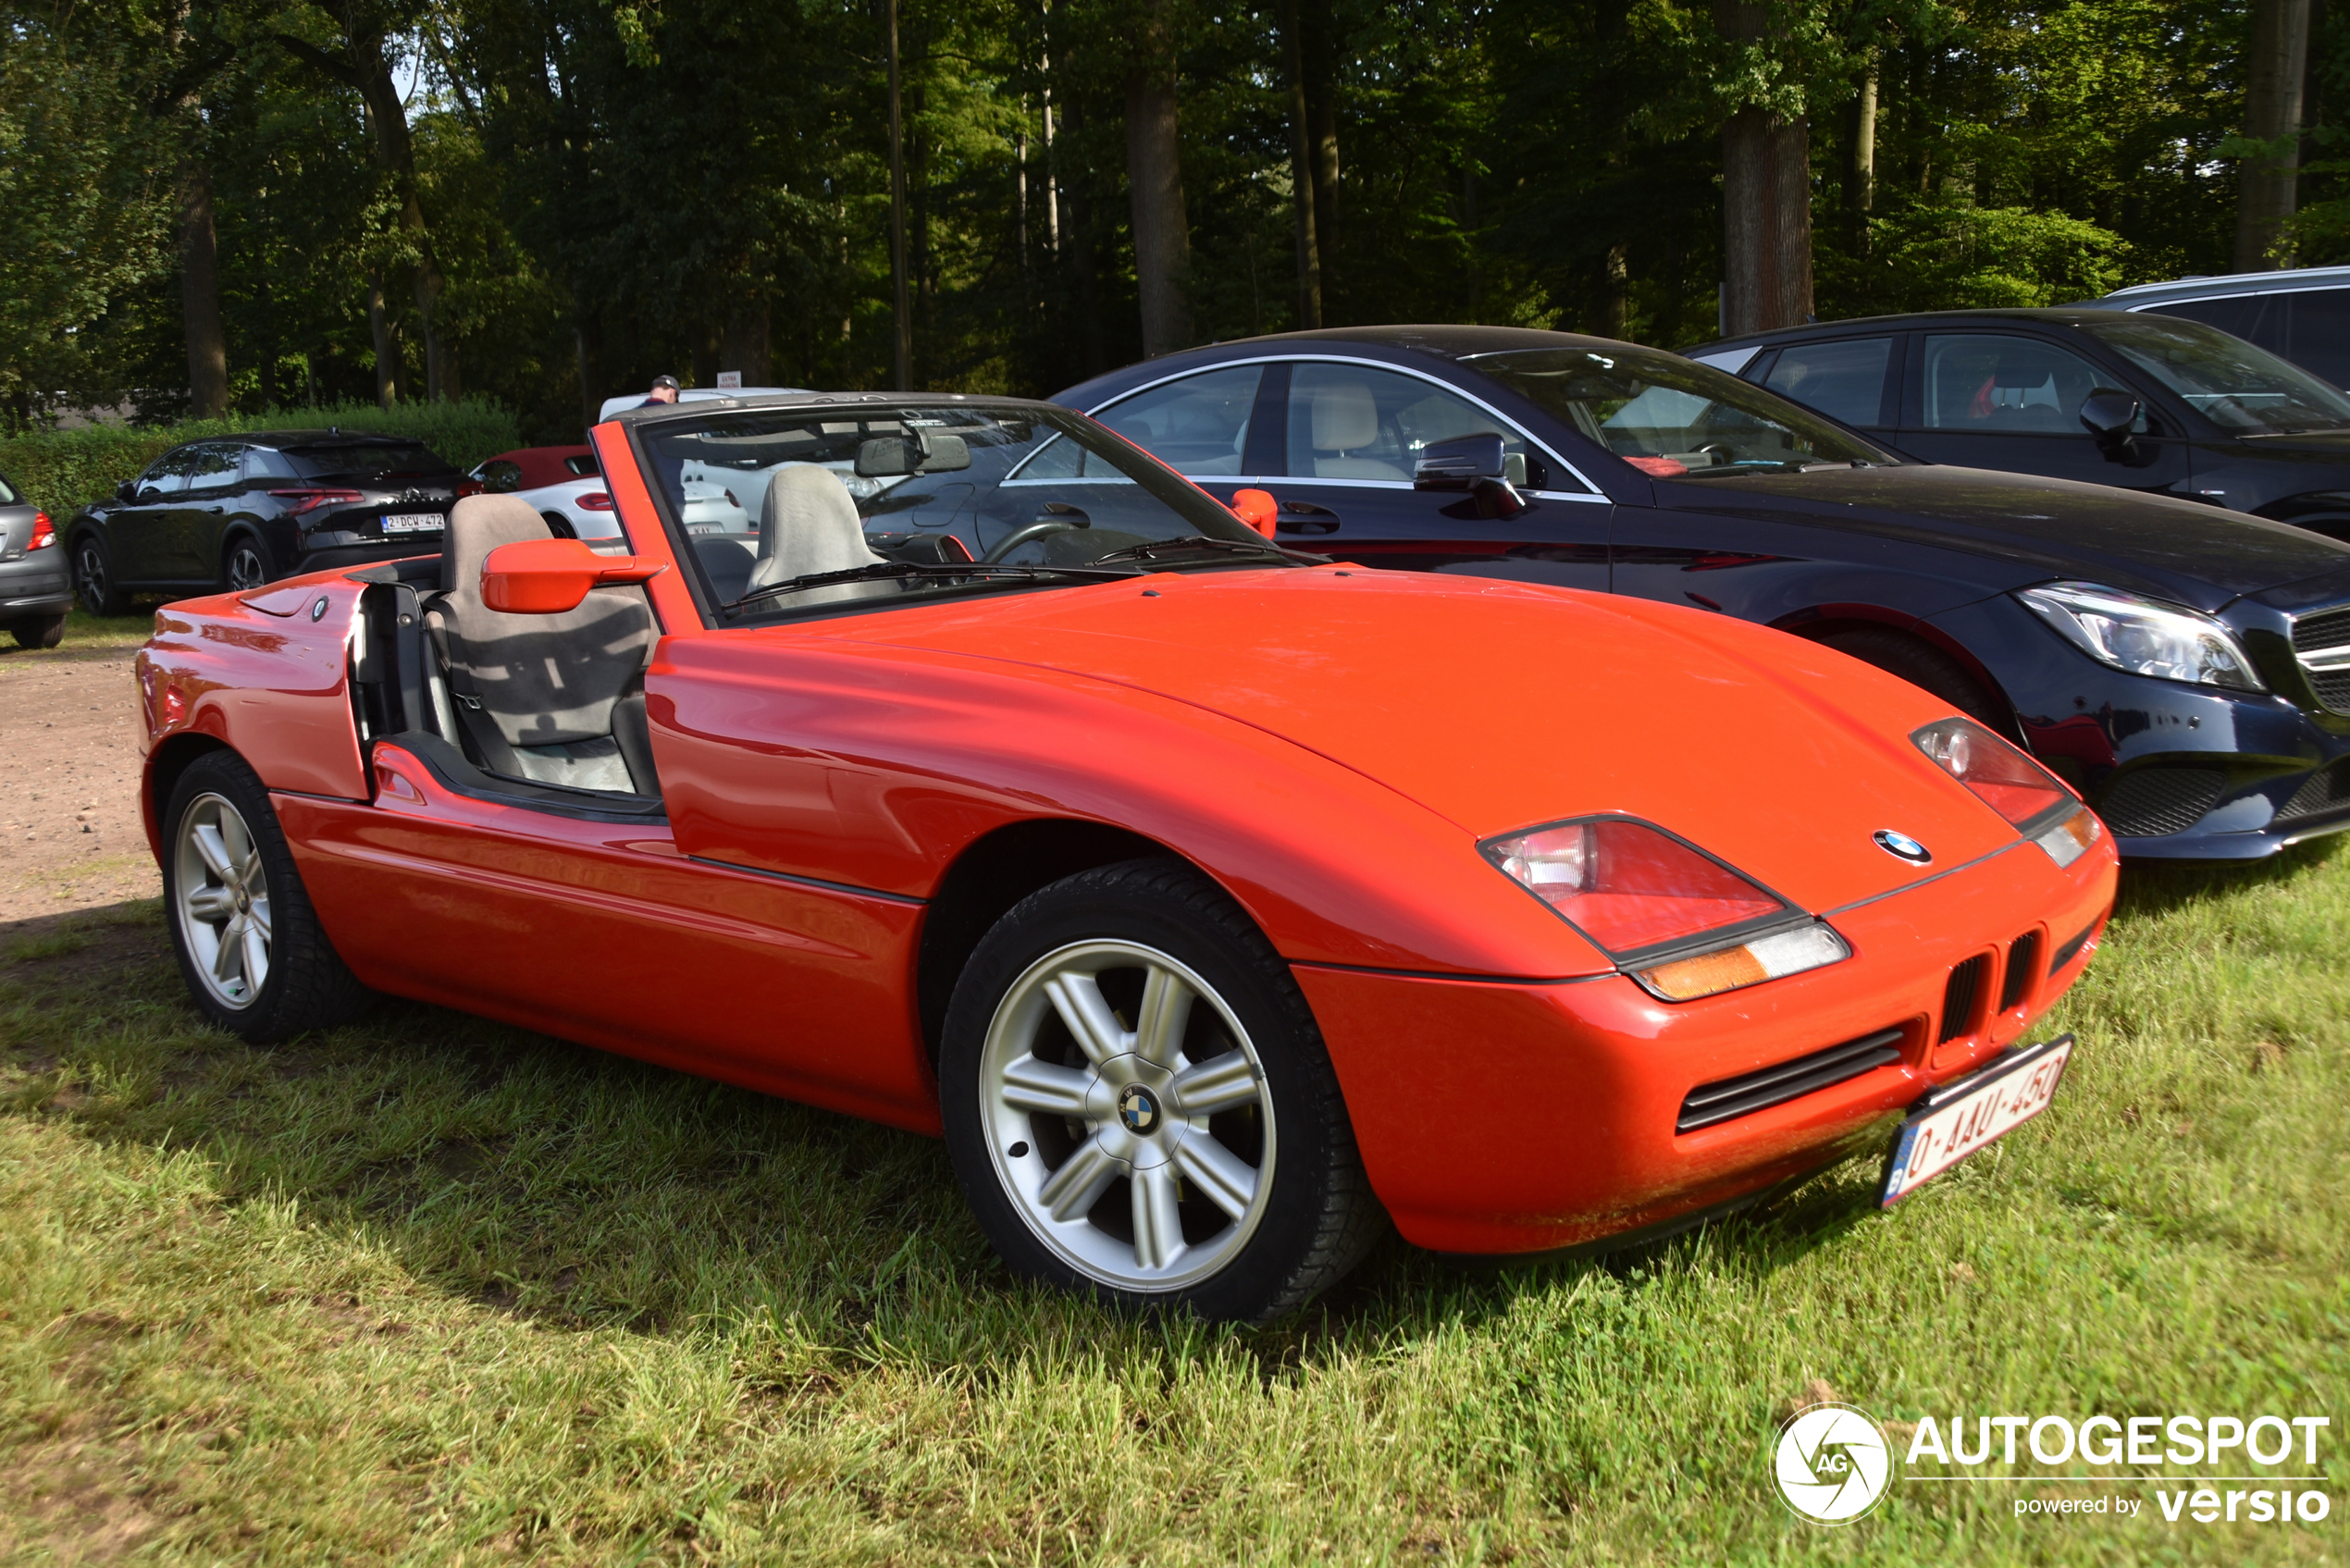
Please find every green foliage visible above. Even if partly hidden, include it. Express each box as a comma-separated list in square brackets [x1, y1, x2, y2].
[1824, 205, 2133, 315]
[0, 400, 519, 520]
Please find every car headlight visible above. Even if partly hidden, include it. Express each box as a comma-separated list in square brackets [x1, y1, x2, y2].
[2016, 581, 2264, 692]
[1912, 717, 2104, 868]
[1480, 816, 1849, 1001]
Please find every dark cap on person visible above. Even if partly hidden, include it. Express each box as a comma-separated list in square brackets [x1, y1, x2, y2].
[650, 374, 681, 391]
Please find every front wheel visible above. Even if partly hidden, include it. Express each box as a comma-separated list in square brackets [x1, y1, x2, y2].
[73, 533, 128, 616]
[164, 749, 370, 1041]
[939, 858, 1383, 1322]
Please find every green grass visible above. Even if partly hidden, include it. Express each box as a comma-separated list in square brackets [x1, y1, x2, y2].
[1, 848, 2344, 1563]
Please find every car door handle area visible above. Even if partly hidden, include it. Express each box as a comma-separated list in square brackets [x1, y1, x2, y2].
[1275, 501, 1342, 536]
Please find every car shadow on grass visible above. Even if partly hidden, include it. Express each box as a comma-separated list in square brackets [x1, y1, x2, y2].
[2111, 830, 2347, 917]
[0, 895, 1881, 1368]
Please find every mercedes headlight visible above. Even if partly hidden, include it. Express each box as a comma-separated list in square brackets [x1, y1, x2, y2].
[2016, 581, 2264, 693]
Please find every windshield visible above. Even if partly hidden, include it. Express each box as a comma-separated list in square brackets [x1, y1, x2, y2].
[2075, 313, 2350, 436]
[635, 401, 1279, 621]
[1466, 346, 1888, 475]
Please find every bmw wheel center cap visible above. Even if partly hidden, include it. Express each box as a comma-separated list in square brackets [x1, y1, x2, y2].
[1118, 1083, 1161, 1134]
[1873, 829, 1932, 864]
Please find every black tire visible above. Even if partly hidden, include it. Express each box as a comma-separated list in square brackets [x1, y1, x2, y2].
[540, 512, 578, 539]
[9, 614, 66, 650]
[939, 857, 1384, 1322]
[162, 749, 370, 1042]
[1816, 626, 2009, 731]
[221, 533, 274, 593]
[72, 532, 128, 617]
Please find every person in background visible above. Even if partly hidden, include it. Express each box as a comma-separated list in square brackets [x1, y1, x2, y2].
[641, 374, 681, 407]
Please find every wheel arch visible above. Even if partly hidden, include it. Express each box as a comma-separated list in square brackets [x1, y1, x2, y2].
[917, 818, 1202, 1068]
[1771, 603, 2022, 739]
[142, 731, 232, 859]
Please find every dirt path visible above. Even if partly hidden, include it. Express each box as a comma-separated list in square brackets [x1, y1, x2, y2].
[0, 644, 162, 927]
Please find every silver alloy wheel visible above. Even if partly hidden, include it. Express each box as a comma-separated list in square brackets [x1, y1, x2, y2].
[76, 543, 107, 611]
[173, 792, 271, 1009]
[225, 541, 267, 592]
[980, 939, 1276, 1290]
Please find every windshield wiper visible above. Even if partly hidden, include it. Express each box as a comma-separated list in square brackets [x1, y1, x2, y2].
[1092, 535, 1320, 565]
[722, 560, 1137, 615]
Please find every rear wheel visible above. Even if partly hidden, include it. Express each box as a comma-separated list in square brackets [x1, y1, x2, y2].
[1816, 626, 2008, 731]
[221, 534, 273, 593]
[939, 858, 1383, 1322]
[164, 750, 369, 1041]
[9, 614, 66, 649]
[73, 533, 128, 616]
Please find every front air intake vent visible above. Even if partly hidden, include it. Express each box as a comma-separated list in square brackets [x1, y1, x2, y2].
[2097, 767, 2226, 838]
[1940, 954, 1989, 1043]
[1676, 1026, 1906, 1133]
[1999, 932, 2042, 1013]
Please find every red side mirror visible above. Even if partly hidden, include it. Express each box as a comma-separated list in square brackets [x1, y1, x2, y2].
[1231, 488, 1278, 537]
[480, 537, 666, 614]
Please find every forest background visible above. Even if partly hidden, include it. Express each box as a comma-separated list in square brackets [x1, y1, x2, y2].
[4, 0, 2345, 446]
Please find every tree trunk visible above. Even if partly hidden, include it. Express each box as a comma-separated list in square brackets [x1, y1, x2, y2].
[887, 0, 911, 389]
[1299, 0, 1339, 304]
[2237, 0, 2312, 270]
[1846, 54, 1877, 253]
[1124, 3, 1194, 358]
[721, 304, 772, 386]
[279, 26, 454, 398]
[367, 274, 401, 408]
[1280, 0, 1322, 328]
[1720, 107, 1814, 335]
[179, 160, 229, 418]
[574, 316, 601, 429]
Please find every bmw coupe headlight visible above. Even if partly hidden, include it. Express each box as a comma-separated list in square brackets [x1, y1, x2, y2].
[2016, 581, 2265, 693]
[1912, 717, 2104, 869]
[1481, 817, 1849, 1002]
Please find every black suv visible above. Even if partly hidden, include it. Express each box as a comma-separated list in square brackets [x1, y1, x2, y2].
[1058, 325, 2350, 861]
[1688, 309, 2350, 539]
[68, 431, 462, 612]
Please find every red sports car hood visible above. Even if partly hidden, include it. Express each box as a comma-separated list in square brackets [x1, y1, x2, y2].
[846, 567, 2027, 915]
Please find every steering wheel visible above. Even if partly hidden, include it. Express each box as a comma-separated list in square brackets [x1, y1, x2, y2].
[982, 505, 1092, 562]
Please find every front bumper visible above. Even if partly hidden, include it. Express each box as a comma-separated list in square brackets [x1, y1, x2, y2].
[1301, 836, 2116, 1255]
[1934, 594, 2350, 859]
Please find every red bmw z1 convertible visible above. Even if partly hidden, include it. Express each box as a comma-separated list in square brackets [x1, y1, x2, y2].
[133, 392, 2118, 1321]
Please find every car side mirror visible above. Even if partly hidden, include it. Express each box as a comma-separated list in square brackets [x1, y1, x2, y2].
[2080, 388, 2141, 457]
[1231, 488, 1277, 537]
[480, 537, 667, 614]
[1414, 433, 1507, 490]
[116, 479, 138, 503]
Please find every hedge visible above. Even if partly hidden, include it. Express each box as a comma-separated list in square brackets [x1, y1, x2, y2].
[0, 400, 523, 522]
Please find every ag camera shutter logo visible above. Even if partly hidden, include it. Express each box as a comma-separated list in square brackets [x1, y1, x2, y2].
[1773, 1402, 1896, 1525]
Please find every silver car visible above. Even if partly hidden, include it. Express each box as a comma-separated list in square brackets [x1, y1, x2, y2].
[0, 469, 68, 648]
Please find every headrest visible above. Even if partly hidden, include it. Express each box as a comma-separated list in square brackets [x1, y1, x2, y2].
[754, 463, 884, 580]
[442, 493, 552, 596]
[1310, 382, 1380, 451]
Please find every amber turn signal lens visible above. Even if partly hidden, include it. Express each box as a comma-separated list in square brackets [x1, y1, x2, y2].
[1632, 923, 1851, 1002]
[2032, 804, 2103, 869]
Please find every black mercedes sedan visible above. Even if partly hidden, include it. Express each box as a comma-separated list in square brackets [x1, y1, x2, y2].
[1688, 308, 2350, 539]
[68, 430, 463, 612]
[1056, 325, 2350, 860]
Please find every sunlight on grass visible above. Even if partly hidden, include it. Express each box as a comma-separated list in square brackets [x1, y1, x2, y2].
[1, 851, 2344, 1562]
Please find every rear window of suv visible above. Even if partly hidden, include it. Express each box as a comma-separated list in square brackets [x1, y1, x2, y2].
[288, 441, 456, 482]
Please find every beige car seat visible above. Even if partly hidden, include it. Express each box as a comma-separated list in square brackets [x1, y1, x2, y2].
[1309, 382, 1407, 480]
